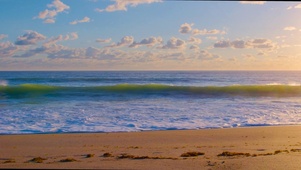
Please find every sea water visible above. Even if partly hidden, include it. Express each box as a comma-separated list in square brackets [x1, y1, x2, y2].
[1, 71, 301, 134]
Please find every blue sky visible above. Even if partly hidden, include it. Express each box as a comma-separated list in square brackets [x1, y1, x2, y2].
[0, 0, 301, 70]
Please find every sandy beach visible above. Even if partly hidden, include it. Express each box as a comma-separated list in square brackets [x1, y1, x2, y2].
[1, 125, 301, 169]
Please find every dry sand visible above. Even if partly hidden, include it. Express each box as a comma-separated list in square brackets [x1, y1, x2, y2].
[1, 125, 301, 169]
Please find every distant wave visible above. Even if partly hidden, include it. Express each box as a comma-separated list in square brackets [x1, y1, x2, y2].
[1, 83, 301, 98]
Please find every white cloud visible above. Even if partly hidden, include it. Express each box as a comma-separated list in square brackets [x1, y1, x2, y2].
[13, 46, 48, 58]
[257, 51, 267, 56]
[15, 31, 46, 45]
[96, 0, 162, 12]
[296, 4, 301, 8]
[288, 3, 301, 9]
[246, 39, 277, 49]
[43, 32, 77, 46]
[0, 41, 18, 57]
[178, 23, 226, 36]
[243, 54, 255, 58]
[70, 32, 78, 40]
[213, 40, 231, 48]
[47, 0, 70, 12]
[129, 36, 163, 48]
[44, 18, 55, 24]
[38, 9, 57, 19]
[36, 0, 70, 24]
[85, 47, 101, 58]
[189, 45, 200, 51]
[239, 1, 266, 5]
[231, 40, 246, 49]
[44, 35, 67, 46]
[284, 26, 297, 31]
[275, 35, 286, 39]
[196, 50, 220, 60]
[0, 34, 8, 40]
[206, 36, 218, 40]
[70, 17, 91, 25]
[161, 52, 186, 61]
[179, 23, 193, 34]
[187, 37, 202, 44]
[192, 29, 226, 35]
[96, 38, 112, 43]
[214, 38, 277, 50]
[161, 37, 186, 50]
[108, 36, 134, 48]
[16, 44, 125, 60]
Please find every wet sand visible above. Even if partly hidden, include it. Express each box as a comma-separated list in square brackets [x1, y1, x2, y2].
[1, 125, 301, 169]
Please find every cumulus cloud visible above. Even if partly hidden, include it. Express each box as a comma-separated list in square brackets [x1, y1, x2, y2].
[15, 31, 46, 45]
[13, 46, 48, 58]
[275, 35, 286, 39]
[0, 34, 8, 40]
[47, 0, 70, 12]
[284, 26, 297, 31]
[246, 39, 277, 49]
[243, 54, 255, 58]
[36, 0, 70, 24]
[206, 36, 218, 40]
[160, 52, 186, 61]
[14, 43, 79, 59]
[0, 41, 18, 57]
[196, 50, 220, 60]
[287, 3, 301, 10]
[96, 38, 112, 43]
[187, 37, 202, 44]
[231, 40, 246, 48]
[189, 45, 200, 51]
[257, 51, 267, 56]
[129, 36, 163, 48]
[296, 4, 301, 8]
[43, 32, 78, 46]
[239, 1, 266, 5]
[178, 23, 226, 36]
[44, 35, 68, 46]
[44, 18, 56, 24]
[70, 17, 91, 25]
[13, 32, 78, 58]
[192, 29, 226, 35]
[70, 32, 78, 40]
[13, 43, 127, 61]
[108, 36, 134, 48]
[96, 0, 162, 12]
[161, 37, 186, 50]
[179, 23, 193, 34]
[214, 38, 277, 50]
[213, 40, 231, 48]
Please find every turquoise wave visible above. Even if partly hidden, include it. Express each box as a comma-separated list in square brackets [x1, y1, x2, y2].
[1, 83, 301, 98]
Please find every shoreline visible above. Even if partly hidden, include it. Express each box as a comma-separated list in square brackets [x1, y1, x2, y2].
[1, 125, 301, 169]
[2, 124, 301, 136]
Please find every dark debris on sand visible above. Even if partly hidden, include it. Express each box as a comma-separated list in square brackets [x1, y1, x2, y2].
[180, 151, 205, 157]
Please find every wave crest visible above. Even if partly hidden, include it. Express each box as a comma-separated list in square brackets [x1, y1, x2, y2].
[1, 83, 301, 98]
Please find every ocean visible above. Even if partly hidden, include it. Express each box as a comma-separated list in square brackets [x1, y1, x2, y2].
[1, 71, 301, 134]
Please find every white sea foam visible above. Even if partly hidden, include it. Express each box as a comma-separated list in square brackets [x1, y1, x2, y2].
[1, 71, 301, 134]
[266, 82, 301, 86]
[1, 95, 301, 134]
[0, 80, 8, 86]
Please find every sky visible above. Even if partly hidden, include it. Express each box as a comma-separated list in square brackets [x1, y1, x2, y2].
[0, 0, 301, 71]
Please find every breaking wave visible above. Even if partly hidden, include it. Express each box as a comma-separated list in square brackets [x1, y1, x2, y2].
[1, 83, 301, 98]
